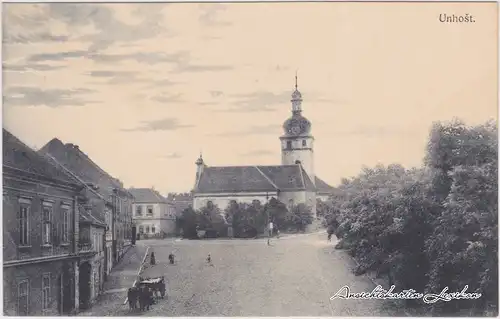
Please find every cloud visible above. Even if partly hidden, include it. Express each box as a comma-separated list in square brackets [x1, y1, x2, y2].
[90, 51, 189, 65]
[3, 32, 69, 44]
[84, 70, 150, 85]
[48, 4, 169, 51]
[3, 62, 64, 72]
[211, 91, 224, 97]
[121, 118, 193, 132]
[3, 86, 95, 108]
[172, 62, 232, 74]
[151, 93, 184, 104]
[198, 4, 231, 27]
[28, 50, 90, 62]
[240, 150, 275, 157]
[214, 124, 281, 137]
[148, 79, 182, 88]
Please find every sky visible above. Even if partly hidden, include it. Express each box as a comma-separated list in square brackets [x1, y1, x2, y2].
[2, 2, 498, 194]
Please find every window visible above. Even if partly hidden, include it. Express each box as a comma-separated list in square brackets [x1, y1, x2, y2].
[139, 226, 144, 234]
[42, 204, 52, 245]
[145, 226, 150, 233]
[286, 141, 292, 149]
[151, 225, 156, 234]
[135, 205, 142, 216]
[302, 140, 306, 147]
[61, 207, 69, 243]
[146, 206, 153, 216]
[17, 279, 29, 315]
[19, 204, 30, 246]
[42, 274, 50, 310]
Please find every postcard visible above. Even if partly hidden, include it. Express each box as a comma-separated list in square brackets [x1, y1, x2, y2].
[2, 1, 498, 317]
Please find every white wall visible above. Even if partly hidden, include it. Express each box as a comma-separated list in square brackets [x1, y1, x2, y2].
[281, 137, 315, 185]
[133, 202, 177, 236]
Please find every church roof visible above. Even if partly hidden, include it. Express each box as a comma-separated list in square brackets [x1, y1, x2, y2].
[195, 164, 322, 194]
[129, 188, 169, 204]
[315, 176, 335, 194]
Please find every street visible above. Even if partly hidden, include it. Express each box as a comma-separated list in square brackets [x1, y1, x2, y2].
[81, 232, 407, 316]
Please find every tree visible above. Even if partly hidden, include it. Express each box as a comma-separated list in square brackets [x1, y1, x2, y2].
[289, 203, 314, 232]
[263, 198, 289, 230]
[327, 119, 498, 316]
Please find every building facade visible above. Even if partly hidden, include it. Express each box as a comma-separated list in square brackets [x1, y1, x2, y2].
[3, 129, 82, 316]
[130, 188, 177, 238]
[39, 139, 133, 274]
[192, 77, 334, 214]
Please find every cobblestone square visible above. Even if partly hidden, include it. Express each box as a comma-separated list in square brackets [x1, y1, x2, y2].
[83, 233, 407, 316]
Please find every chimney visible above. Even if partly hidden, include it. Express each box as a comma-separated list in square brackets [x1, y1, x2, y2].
[74, 145, 79, 150]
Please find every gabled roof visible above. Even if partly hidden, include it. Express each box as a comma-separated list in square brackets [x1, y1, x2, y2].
[194, 164, 319, 194]
[79, 205, 106, 228]
[129, 188, 168, 203]
[196, 166, 277, 193]
[315, 176, 335, 194]
[3, 129, 79, 186]
[167, 193, 193, 214]
[39, 138, 129, 199]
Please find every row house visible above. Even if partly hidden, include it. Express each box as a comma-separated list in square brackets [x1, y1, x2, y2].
[39, 138, 133, 272]
[129, 188, 177, 238]
[3, 129, 83, 315]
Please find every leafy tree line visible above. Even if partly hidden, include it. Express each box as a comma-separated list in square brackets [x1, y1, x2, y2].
[322, 119, 498, 316]
[177, 198, 314, 239]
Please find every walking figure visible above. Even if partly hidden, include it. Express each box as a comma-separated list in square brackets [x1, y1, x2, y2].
[150, 252, 156, 265]
[168, 252, 175, 264]
[207, 254, 212, 264]
[160, 276, 167, 299]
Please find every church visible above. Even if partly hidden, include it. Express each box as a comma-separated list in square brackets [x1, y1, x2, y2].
[191, 77, 334, 217]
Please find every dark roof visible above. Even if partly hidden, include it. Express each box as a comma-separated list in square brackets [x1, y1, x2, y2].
[39, 138, 129, 199]
[129, 188, 168, 203]
[167, 193, 193, 214]
[196, 166, 277, 193]
[195, 164, 319, 194]
[79, 205, 106, 227]
[315, 176, 334, 194]
[3, 129, 78, 185]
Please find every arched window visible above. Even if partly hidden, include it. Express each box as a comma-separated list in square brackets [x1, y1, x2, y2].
[151, 225, 156, 234]
[145, 226, 150, 233]
[302, 140, 306, 147]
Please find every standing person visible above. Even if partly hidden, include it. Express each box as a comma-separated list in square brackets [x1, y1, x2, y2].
[207, 253, 212, 265]
[168, 252, 175, 264]
[160, 277, 166, 299]
[267, 220, 274, 245]
[150, 251, 156, 265]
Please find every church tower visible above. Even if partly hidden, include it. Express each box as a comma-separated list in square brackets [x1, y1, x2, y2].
[280, 75, 315, 185]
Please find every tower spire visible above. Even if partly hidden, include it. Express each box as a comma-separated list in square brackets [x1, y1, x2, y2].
[295, 71, 298, 90]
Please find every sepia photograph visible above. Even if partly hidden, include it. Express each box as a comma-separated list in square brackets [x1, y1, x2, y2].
[2, 1, 498, 317]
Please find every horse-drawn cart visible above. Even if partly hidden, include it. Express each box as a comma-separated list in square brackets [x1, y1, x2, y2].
[138, 276, 166, 299]
[128, 276, 167, 311]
